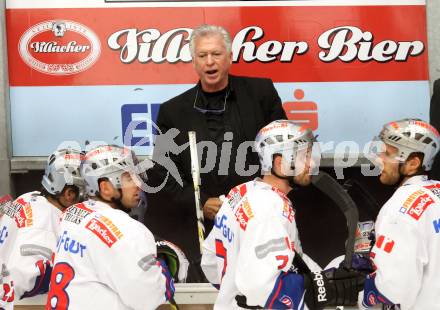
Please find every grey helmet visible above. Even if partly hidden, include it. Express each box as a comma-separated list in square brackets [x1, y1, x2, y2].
[41, 148, 85, 195]
[254, 120, 316, 173]
[81, 145, 138, 196]
[379, 118, 440, 170]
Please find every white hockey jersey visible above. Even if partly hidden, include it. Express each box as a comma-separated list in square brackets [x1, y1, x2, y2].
[0, 191, 60, 305]
[47, 199, 173, 310]
[365, 175, 440, 310]
[201, 179, 309, 310]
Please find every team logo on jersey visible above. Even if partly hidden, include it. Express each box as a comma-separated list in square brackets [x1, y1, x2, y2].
[12, 198, 33, 228]
[63, 203, 93, 224]
[367, 292, 378, 305]
[18, 20, 101, 75]
[235, 200, 254, 231]
[407, 193, 434, 220]
[375, 235, 394, 253]
[85, 215, 123, 248]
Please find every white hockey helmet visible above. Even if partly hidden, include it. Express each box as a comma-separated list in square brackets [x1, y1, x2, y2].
[378, 118, 440, 170]
[81, 145, 138, 196]
[255, 120, 316, 173]
[41, 148, 85, 195]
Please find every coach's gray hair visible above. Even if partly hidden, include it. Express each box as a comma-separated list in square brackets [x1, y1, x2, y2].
[189, 24, 232, 57]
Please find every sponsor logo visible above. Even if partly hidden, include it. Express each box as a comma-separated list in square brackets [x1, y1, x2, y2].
[312, 271, 327, 302]
[95, 214, 123, 239]
[226, 183, 247, 208]
[86, 218, 119, 248]
[375, 235, 395, 253]
[63, 203, 93, 225]
[368, 292, 377, 305]
[400, 190, 424, 214]
[0, 195, 12, 213]
[19, 20, 101, 75]
[0, 226, 8, 244]
[280, 295, 293, 308]
[56, 230, 86, 257]
[108, 25, 423, 64]
[433, 219, 440, 234]
[407, 193, 433, 220]
[214, 214, 234, 243]
[13, 199, 33, 228]
[282, 202, 294, 223]
[234, 200, 254, 231]
[424, 183, 440, 198]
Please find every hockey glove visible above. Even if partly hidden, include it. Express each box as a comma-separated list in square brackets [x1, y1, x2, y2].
[304, 267, 365, 310]
[156, 239, 189, 283]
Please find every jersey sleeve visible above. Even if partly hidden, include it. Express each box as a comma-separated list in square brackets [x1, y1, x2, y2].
[7, 227, 55, 299]
[367, 214, 424, 308]
[201, 229, 221, 288]
[93, 224, 173, 310]
[235, 192, 305, 309]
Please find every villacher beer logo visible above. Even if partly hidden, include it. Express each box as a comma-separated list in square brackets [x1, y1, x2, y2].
[18, 20, 101, 75]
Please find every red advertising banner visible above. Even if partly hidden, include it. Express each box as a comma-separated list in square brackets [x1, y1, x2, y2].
[6, 4, 428, 86]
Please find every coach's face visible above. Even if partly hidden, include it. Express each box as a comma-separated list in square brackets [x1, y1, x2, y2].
[192, 33, 232, 92]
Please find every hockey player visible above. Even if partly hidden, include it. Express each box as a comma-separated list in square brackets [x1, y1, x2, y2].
[361, 119, 440, 310]
[0, 148, 84, 308]
[47, 145, 175, 310]
[201, 120, 365, 310]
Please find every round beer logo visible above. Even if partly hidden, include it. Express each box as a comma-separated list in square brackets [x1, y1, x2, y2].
[18, 20, 101, 75]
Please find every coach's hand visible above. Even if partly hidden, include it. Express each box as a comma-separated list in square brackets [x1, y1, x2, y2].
[203, 197, 222, 220]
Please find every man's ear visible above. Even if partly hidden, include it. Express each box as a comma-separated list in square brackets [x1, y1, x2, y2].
[98, 180, 115, 200]
[63, 187, 78, 204]
[403, 154, 423, 176]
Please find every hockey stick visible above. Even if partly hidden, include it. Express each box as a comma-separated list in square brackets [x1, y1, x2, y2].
[311, 172, 359, 269]
[343, 179, 380, 219]
[188, 131, 206, 254]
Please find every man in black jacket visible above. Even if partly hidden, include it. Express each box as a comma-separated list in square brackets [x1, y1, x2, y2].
[430, 78, 440, 180]
[144, 24, 286, 281]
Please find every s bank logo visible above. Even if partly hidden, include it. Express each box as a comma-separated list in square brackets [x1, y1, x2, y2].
[19, 20, 101, 75]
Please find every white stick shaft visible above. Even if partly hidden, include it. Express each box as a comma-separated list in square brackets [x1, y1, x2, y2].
[188, 131, 205, 254]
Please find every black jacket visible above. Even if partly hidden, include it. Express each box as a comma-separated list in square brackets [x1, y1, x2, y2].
[144, 75, 286, 262]
[430, 79, 440, 180]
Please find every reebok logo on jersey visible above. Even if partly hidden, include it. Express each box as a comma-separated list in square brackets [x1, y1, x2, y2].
[407, 193, 433, 220]
[86, 218, 118, 248]
[312, 271, 327, 302]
